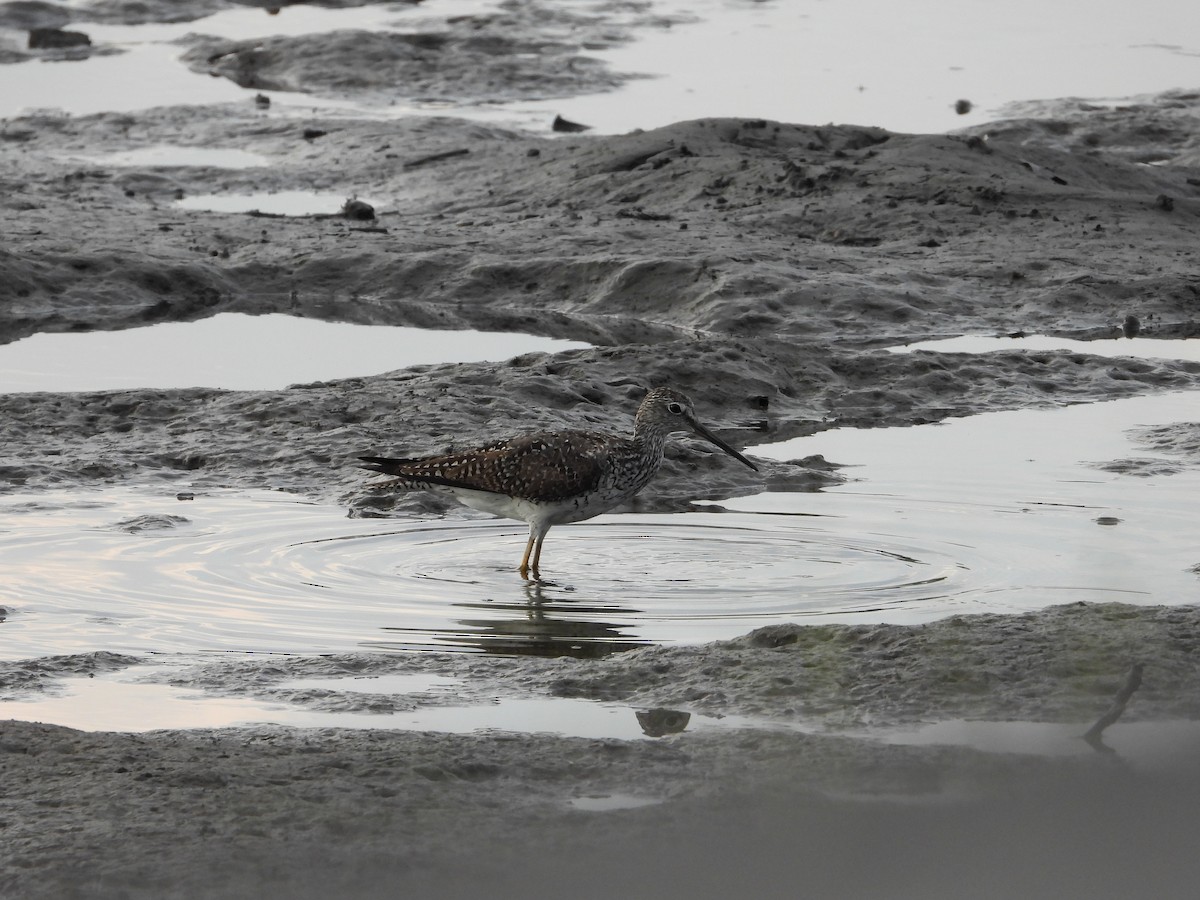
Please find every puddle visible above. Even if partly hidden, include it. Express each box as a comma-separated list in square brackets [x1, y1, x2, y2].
[76, 2, 423, 45]
[1, 675, 302, 731]
[173, 190, 382, 215]
[5, 665, 1198, 776]
[893, 334, 1200, 363]
[725, 391, 1200, 618]
[1, 43, 252, 117]
[0, 666, 676, 738]
[274, 674, 461, 694]
[58, 145, 271, 169]
[0, 312, 589, 392]
[2, 0, 1197, 134]
[870, 718, 1200, 767]
[0, 0, 489, 120]
[0, 391, 1197, 660]
[0, 486, 953, 658]
[567, 794, 664, 811]
[536, 0, 1200, 134]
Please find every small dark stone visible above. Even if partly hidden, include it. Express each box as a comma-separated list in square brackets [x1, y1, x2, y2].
[747, 624, 802, 648]
[552, 114, 590, 133]
[1122, 315, 1141, 338]
[954, 98, 973, 115]
[341, 198, 375, 221]
[108, 514, 190, 534]
[1155, 194, 1175, 212]
[254, 93, 270, 108]
[28, 28, 90, 50]
[963, 135, 991, 154]
[303, 128, 327, 141]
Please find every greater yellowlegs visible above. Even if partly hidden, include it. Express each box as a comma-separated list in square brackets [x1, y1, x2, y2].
[360, 387, 758, 579]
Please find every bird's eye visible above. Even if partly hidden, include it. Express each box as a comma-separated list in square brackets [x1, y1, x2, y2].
[667, 402, 684, 415]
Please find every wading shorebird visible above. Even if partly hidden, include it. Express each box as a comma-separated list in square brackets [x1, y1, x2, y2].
[359, 387, 758, 580]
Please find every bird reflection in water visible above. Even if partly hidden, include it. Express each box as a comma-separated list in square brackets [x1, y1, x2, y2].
[377, 579, 653, 658]
[635, 708, 691, 737]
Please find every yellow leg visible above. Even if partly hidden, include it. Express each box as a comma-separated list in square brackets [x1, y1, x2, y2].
[518, 534, 535, 580]
[530, 531, 548, 579]
[518, 527, 550, 581]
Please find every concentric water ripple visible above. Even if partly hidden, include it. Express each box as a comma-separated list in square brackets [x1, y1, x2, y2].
[294, 515, 976, 654]
[2, 392, 1196, 659]
[0, 488, 983, 659]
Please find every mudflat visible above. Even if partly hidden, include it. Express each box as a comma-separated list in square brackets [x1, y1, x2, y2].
[3, 2, 1200, 897]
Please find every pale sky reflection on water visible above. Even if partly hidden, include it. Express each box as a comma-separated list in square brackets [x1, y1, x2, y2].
[0, 313, 588, 392]
[1, 0, 1198, 134]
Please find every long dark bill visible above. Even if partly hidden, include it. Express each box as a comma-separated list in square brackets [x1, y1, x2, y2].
[689, 420, 758, 471]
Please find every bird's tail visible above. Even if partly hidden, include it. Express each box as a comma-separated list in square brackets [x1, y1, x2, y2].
[358, 455, 412, 476]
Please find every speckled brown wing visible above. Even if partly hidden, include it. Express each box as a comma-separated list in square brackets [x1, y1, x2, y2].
[360, 430, 611, 502]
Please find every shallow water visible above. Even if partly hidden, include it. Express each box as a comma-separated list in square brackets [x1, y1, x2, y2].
[740, 390, 1200, 615]
[78, 2, 418, 44]
[55, 145, 271, 168]
[0, 488, 964, 658]
[871, 718, 1200, 768]
[0, 0, 488, 120]
[522, 0, 1200, 134]
[893, 334, 1200, 363]
[3, 0, 1198, 133]
[1, 390, 1196, 662]
[172, 189, 381, 215]
[0, 667, 664, 737]
[7, 661, 1198, 774]
[0, 313, 589, 392]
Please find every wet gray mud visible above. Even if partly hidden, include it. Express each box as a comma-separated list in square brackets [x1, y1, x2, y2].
[5, 107, 1200, 503]
[3, 1, 1200, 897]
[179, 0, 678, 104]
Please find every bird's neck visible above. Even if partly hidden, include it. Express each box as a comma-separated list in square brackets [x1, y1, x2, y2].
[631, 422, 670, 462]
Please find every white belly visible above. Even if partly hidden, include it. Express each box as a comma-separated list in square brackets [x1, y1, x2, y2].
[451, 486, 625, 528]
